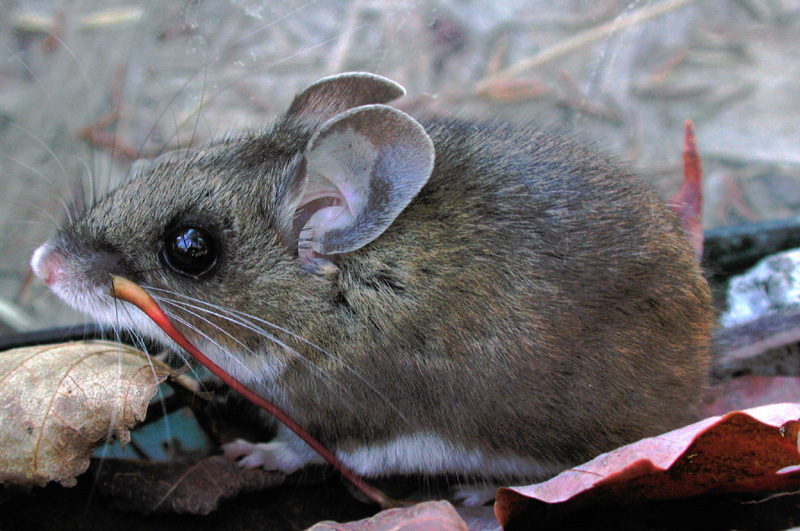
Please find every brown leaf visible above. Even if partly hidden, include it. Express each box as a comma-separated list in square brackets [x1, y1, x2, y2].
[92, 456, 285, 514]
[495, 403, 800, 529]
[0, 341, 170, 487]
[307, 500, 468, 531]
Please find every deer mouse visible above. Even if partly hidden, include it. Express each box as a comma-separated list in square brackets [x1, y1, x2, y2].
[31, 72, 712, 505]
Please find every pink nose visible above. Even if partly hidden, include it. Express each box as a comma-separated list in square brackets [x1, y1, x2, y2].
[31, 244, 63, 287]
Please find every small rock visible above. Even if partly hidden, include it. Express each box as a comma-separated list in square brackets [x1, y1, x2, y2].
[721, 248, 800, 327]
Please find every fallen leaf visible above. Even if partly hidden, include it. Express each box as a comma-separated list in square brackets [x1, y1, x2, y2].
[669, 119, 704, 262]
[495, 403, 800, 529]
[307, 500, 468, 531]
[92, 456, 285, 514]
[0, 341, 170, 488]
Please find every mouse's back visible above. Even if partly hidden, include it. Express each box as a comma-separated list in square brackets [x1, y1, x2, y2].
[323, 115, 712, 467]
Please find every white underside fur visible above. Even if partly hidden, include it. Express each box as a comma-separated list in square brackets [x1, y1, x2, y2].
[223, 424, 566, 505]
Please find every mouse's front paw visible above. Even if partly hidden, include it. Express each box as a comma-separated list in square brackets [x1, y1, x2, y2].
[451, 483, 498, 506]
[221, 438, 306, 474]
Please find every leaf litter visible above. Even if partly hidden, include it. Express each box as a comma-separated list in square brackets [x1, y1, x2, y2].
[0, 340, 170, 488]
[495, 403, 800, 529]
[0, 2, 796, 528]
[91, 456, 283, 515]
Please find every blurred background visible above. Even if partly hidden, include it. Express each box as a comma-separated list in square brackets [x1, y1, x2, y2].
[2, 0, 800, 336]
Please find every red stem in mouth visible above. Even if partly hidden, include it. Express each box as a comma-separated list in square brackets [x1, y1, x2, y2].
[109, 275, 395, 508]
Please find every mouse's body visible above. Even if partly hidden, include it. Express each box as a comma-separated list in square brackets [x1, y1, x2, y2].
[32, 73, 712, 504]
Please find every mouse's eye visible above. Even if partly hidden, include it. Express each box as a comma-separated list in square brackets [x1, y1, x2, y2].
[161, 224, 219, 278]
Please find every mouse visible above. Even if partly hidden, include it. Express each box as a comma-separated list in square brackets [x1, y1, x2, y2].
[30, 72, 713, 505]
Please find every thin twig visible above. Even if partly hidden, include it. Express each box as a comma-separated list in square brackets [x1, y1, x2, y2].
[475, 0, 702, 91]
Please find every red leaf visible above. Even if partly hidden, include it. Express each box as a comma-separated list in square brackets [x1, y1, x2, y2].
[495, 403, 800, 529]
[669, 120, 704, 262]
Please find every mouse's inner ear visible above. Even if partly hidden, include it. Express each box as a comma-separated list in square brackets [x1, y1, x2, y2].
[286, 72, 406, 124]
[283, 104, 434, 263]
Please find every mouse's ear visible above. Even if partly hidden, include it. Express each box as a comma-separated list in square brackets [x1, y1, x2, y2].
[286, 72, 405, 123]
[285, 104, 433, 262]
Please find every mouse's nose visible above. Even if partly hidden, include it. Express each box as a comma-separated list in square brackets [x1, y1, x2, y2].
[31, 243, 64, 287]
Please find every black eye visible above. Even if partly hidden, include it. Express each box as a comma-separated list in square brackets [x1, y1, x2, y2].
[161, 224, 219, 278]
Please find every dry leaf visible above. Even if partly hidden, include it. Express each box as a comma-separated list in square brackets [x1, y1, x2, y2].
[92, 456, 285, 514]
[495, 403, 800, 529]
[307, 500, 468, 531]
[0, 340, 170, 488]
[669, 120, 704, 262]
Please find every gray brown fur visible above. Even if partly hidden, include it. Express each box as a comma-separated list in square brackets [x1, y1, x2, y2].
[40, 73, 712, 484]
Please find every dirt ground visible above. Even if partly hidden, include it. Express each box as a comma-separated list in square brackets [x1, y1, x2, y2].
[2, 0, 800, 331]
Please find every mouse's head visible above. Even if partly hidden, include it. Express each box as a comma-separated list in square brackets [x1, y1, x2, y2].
[31, 72, 434, 386]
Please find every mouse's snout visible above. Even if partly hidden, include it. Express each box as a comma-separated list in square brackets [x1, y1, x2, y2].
[31, 243, 64, 288]
[31, 239, 126, 294]
[30, 238, 135, 321]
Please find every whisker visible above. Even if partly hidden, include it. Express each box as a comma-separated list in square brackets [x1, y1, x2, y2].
[130, 267, 168, 275]
[5, 125, 74, 224]
[6, 219, 55, 230]
[128, 60, 209, 162]
[148, 296, 258, 379]
[152, 294, 330, 395]
[154, 294, 354, 403]
[188, 60, 209, 158]
[75, 157, 94, 211]
[30, 31, 102, 209]
[143, 285, 406, 421]
[157, 296, 289, 359]
[3, 155, 75, 221]
[4, 47, 53, 102]
[98, 8, 154, 198]
[161, 311, 236, 395]
[0, 200, 62, 229]
[111, 292, 178, 460]
[143, 285, 333, 359]
[129, 339, 179, 455]
[159, 308, 300, 407]
[111, 292, 204, 384]
[108, 295, 237, 460]
[230, 0, 322, 48]
[152, 19, 370, 153]
[169, 109, 182, 158]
